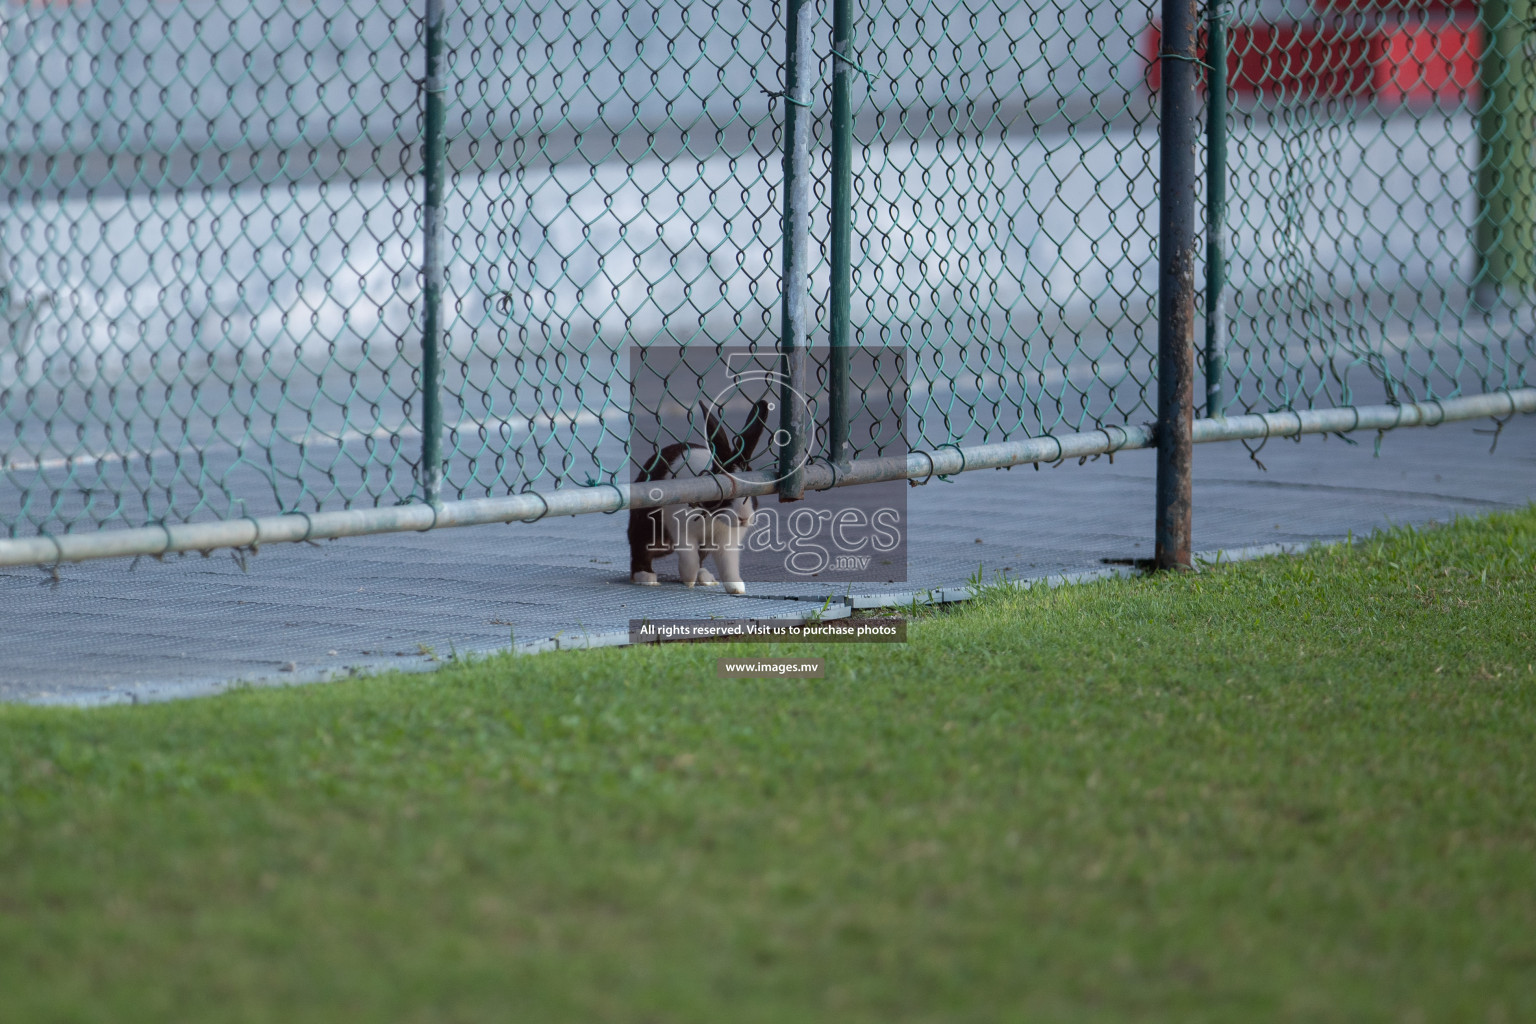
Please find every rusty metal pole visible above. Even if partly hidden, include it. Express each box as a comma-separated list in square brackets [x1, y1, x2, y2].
[419, 0, 448, 505]
[1155, 0, 1199, 569]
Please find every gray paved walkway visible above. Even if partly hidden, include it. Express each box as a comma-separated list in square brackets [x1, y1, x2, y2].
[3, 414, 1532, 705]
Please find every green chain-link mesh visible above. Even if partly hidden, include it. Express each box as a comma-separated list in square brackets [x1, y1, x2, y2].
[1219, 0, 1534, 415]
[2, 0, 422, 535]
[1, 0, 1528, 542]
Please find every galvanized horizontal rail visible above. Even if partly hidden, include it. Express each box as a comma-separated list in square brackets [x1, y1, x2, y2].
[1, 389, 1530, 568]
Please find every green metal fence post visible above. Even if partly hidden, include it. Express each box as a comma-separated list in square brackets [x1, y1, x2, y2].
[827, 0, 856, 466]
[419, 0, 448, 505]
[1155, 0, 1199, 570]
[1204, 1, 1228, 418]
[777, 0, 814, 500]
[1476, 0, 1536, 302]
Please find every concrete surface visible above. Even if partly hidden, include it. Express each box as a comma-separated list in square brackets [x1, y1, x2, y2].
[2, 412, 1532, 705]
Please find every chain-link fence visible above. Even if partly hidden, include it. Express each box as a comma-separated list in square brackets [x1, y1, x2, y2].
[1213, 0, 1534, 416]
[1, 0, 1532, 567]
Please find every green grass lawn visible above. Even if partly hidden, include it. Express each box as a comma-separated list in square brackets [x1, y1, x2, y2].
[3, 510, 1535, 1023]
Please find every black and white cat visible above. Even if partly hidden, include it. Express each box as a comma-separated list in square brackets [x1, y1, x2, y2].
[628, 400, 770, 595]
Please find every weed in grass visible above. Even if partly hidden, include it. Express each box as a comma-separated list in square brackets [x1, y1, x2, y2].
[802, 594, 836, 625]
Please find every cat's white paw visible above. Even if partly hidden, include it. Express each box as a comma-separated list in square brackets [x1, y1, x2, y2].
[683, 579, 696, 588]
[695, 568, 718, 586]
[631, 571, 659, 586]
[723, 581, 746, 595]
